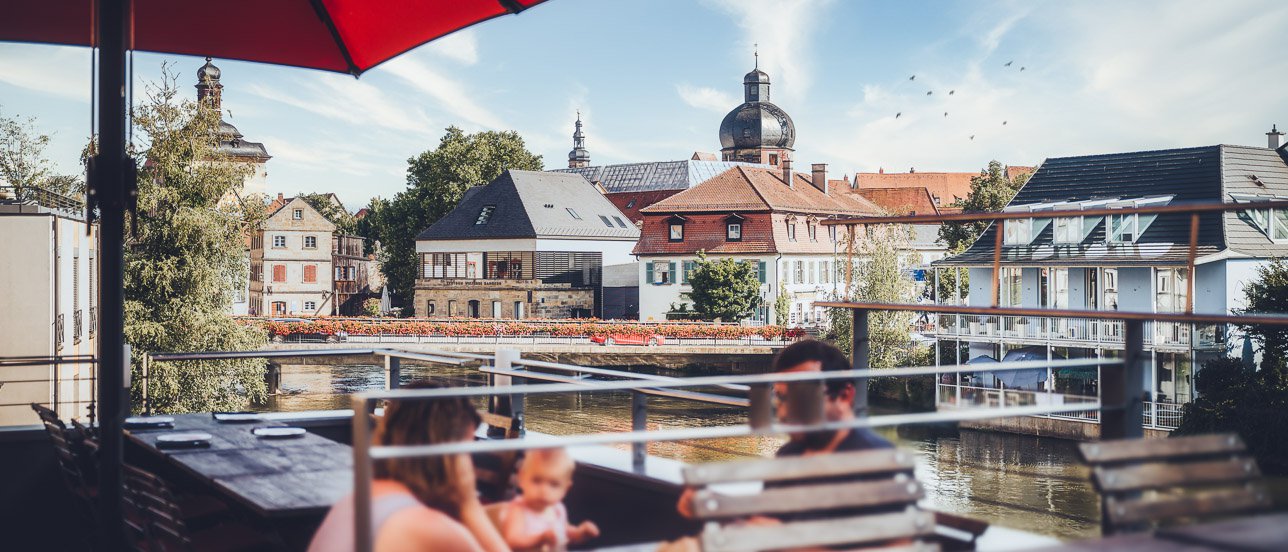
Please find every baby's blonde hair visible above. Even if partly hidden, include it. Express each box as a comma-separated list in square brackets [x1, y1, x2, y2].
[522, 447, 575, 477]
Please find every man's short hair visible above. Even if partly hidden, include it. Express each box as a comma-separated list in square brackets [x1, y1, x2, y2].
[772, 339, 853, 396]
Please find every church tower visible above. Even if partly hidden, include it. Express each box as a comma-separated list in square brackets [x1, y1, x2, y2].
[567, 111, 591, 168]
[718, 52, 795, 167]
[194, 59, 271, 197]
[196, 57, 223, 110]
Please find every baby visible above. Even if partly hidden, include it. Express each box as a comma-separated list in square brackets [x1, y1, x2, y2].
[501, 448, 600, 551]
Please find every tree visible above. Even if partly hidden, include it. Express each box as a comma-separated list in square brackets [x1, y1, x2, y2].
[775, 281, 791, 326]
[688, 252, 762, 321]
[936, 161, 1030, 300]
[376, 127, 543, 312]
[1239, 259, 1288, 385]
[0, 107, 84, 198]
[124, 67, 268, 413]
[298, 192, 357, 234]
[826, 225, 919, 368]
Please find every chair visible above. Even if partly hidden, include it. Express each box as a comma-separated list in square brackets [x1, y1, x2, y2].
[31, 404, 97, 506]
[680, 448, 939, 551]
[123, 465, 282, 552]
[1079, 433, 1272, 534]
[474, 411, 524, 503]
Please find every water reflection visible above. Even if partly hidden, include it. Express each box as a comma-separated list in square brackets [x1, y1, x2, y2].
[265, 363, 1098, 540]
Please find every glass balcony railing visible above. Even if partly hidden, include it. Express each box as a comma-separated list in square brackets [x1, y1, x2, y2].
[930, 313, 1204, 349]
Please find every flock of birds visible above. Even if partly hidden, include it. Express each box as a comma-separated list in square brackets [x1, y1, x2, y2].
[892, 60, 1026, 141]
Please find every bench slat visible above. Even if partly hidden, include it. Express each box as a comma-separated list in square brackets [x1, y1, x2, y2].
[700, 509, 936, 552]
[1106, 486, 1272, 526]
[1093, 457, 1260, 493]
[1079, 434, 1244, 464]
[683, 449, 914, 485]
[691, 479, 922, 519]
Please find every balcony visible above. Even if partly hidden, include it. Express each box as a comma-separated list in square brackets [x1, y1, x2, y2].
[936, 383, 1184, 430]
[73, 310, 82, 345]
[929, 313, 1207, 350]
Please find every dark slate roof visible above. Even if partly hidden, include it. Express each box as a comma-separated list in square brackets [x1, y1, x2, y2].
[551, 160, 762, 193]
[938, 145, 1279, 266]
[417, 170, 640, 241]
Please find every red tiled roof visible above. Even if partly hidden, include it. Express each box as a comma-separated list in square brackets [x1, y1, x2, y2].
[641, 166, 885, 216]
[1007, 165, 1035, 180]
[853, 171, 978, 207]
[845, 187, 940, 216]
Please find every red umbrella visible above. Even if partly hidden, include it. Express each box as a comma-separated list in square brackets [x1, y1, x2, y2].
[2, 0, 547, 75]
[0, 2, 548, 548]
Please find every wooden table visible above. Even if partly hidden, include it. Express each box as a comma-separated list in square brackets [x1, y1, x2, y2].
[126, 413, 353, 518]
[1025, 512, 1288, 551]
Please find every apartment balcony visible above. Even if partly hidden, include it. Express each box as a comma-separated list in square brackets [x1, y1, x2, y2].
[936, 384, 1184, 430]
[929, 313, 1222, 351]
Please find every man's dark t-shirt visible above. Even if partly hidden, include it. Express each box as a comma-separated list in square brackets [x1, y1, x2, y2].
[775, 427, 893, 457]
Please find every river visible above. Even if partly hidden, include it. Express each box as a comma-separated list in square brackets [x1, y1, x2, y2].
[264, 362, 1100, 540]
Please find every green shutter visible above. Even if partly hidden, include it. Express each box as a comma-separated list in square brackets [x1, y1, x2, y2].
[683, 260, 695, 284]
[758, 261, 767, 284]
[668, 262, 677, 285]
[645, 262, 654, 284]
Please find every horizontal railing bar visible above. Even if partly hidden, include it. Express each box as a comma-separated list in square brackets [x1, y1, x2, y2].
[510, 357, 751, 392]
[819, 199, 1288, 226]
[818, 301, 1288, 326]
[371, 402, 1101, 460]
[0, 356, 98, 367]
[378, 350, 491, 361]
[359, 358, 1115, 401]
[481, 366, 750, 407]
[148, 348, 379, 361]
[368, 350, 469, 366]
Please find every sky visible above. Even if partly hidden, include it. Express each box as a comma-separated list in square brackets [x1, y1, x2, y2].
[2, 0, 1287, 211]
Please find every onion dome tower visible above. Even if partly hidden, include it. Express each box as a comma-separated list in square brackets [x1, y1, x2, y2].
[718, 51, 795, 167]
[568, 111, 591, 168]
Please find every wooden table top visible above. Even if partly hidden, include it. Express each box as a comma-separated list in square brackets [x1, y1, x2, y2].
[126, 413, 353, 518]
[1025, 512, 1288, 552]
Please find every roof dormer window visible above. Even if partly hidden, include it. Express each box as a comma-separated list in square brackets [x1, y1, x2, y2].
[1003, 219, 1032, 245]
[667, 215, 686, 242]
[475, 205, 495, 225]
[1053, 217, 1082, 244]
[1107, 213, 1137, 243]
[566, 207, 581, 220]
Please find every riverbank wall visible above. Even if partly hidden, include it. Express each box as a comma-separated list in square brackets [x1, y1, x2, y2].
[960, 416, 1171, 441]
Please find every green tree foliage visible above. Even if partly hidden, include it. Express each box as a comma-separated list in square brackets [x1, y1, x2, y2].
[373, 127, 543, 312]
[936, 161, 1030, 300]
[687, 252, 762, 321]
[775, 280, 791, 327]
[1239, 259, 1288, 385]
[0, 107, 84, 198]
[124, 68, 267, 413]
[826, 226, 920, 368]
[1173, 357, 1288, 474]
[298, 192, 357, 234]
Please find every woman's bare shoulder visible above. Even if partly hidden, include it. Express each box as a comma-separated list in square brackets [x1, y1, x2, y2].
[377, 506, 483, 552]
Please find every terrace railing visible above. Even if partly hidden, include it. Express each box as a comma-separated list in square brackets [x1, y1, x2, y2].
[931, 314, 1194, 350]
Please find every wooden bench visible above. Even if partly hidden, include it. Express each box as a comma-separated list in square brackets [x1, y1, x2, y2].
[681, 449, 939, 551]
[1078, 433, 1272, 534]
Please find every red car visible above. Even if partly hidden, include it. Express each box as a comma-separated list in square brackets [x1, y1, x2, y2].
[590, 333, 665, 346]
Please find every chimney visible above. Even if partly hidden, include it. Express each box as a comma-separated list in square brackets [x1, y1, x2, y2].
[782, 158, 793, 188]
[276, 193, 285, 202]
[811, 163, 828, 194]
[1269, 124, 1285, 149]
[909, 167, 916, 174]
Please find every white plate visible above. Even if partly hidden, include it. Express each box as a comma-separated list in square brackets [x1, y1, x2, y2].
[124, 416, 175, 428]
[155, 431, 213, 448]
[214, 412, 264, 423]
[252, 427, 307, 439]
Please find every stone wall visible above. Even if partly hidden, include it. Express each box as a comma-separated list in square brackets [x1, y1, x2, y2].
[413, 279, 594, 319]
[960, 416, 1171, 441]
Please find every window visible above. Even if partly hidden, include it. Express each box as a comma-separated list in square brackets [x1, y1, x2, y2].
[613, 216, 627, 228]
[1108, 213, 1137, 243]
[781, 261, 791, 284]
[653, 262, 672, 284]
[252, 263, 263, 282]
[808, 223, 817, 241]
[566, 207, 581, 220]
[1102, 268, 1119, 310]
[1053, 217, 1082, 244]
[742, 128, 751, 138]
[599, 215, 614, 228]
[1275, 210, 1288, 241]
[272, 235, 286, 248]
[1155, 268, 1189, 313]
[272, 265, 286, 283]
[427, 302, 436, 315]
[336, 267, 345, 281]
[1000, 267, 1023, 307]
[787, 222, 797, 241]
[727, 223, 742, 241]
[293, 209, 303, 220]
[794, 261, 804, 283]
[821, 261, 830, 284]
[303, 264, 317, 283]
[625, 199, 637, 209]
[304, 301, 316, 311]
[475, 205, 495, 225]
[807, 261, 816, 284]
[1003, 219, 1031, 245]
[303, 235, 317, 249]
[682, 260, 695, 284]
[769, 154, 778, 166]
[828, 225, 837, 242]
[1048, 268, 1069, 309]
[669, 222, 684, 241]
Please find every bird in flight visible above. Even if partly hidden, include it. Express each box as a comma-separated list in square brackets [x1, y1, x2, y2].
[1002, 121, 1008, 125]
[1020, 66, 1026, 71]
[969, 135, 976, 140]
[895, 112, 902, 119]
[944, 112, 949, 117]
[926, 90, 933, 96]
[909, 75, 916, 81]
[948, 90, 955, 95]
[1004, 61, 1013, 67]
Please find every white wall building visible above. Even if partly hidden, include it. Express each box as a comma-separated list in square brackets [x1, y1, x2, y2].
[249, 197, 336, 316]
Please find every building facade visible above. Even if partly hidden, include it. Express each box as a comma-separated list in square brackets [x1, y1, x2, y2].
[931, 141, 1288, 432]
[634, 164, 884, 325]
[249, 197, 336, 316]
[0, 187, 98, 425]
[414, 170, 639, 319]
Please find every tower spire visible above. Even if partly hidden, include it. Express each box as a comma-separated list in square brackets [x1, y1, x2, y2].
[567, 111, 590, 168]
[754, 43, 758, 70]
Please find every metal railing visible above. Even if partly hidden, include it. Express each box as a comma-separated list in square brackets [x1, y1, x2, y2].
[0, 355, 98, 422]
[0, 184, 85, 218]
[1143, 401, 1185, 430]
[931, 314, 1198, 350]
[74, 309, 83, 345]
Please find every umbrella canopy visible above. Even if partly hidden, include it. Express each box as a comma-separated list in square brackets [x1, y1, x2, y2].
[1, 0, 547, 75]
[995, 346, 1057, 389]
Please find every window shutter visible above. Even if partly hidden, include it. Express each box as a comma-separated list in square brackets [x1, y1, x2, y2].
[645, 262, 654, 284]
[758, 261, 767, 284]
[668, 262, 677, 285]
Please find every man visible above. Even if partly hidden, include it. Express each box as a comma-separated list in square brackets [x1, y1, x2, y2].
[675, 339, 891, 519]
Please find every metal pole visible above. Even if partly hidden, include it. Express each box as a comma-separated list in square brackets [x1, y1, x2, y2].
[852, 308, 870, 417]
[631, 391, 647, 472]
[95, 0, 131, 547]
[1101, 320, 1144, 441]
[496, 349, 524, 434]
[352, 396, 374, 552]
[385, 355, 401, 390]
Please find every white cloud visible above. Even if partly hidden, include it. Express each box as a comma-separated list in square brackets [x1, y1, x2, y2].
[677, 84, 737, 113]
[379, 54, 506, 130]
[0, 44, 91, 102]
[422, 30, 479, 65]
[703, 0, 834, 104]
[244, 75, 435, 136]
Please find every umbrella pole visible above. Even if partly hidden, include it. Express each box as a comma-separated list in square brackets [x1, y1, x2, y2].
[95, 0, 131, 547]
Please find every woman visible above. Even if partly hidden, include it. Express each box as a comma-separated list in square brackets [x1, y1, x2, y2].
[309, 381, 509, 552]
